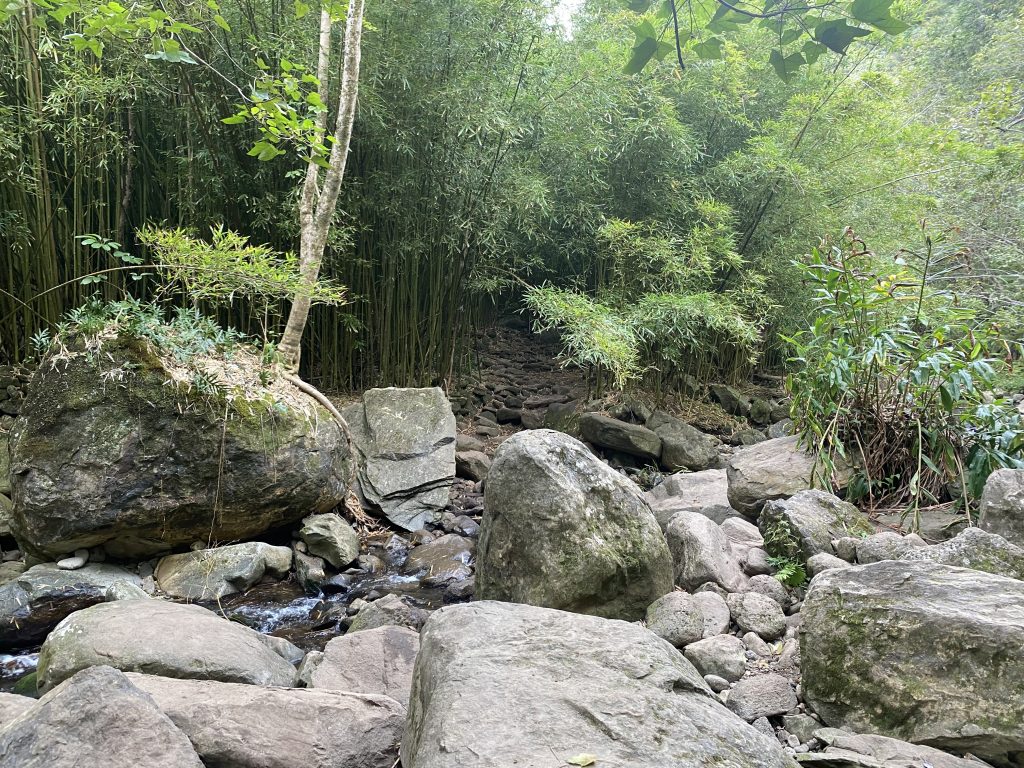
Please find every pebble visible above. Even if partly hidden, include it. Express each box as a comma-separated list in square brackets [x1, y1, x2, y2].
[56, 549, 89, 570]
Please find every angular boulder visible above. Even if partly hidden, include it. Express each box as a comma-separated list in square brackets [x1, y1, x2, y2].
[801, 560, 1024, 764]
[477, 430, 673, 621]
[401, 601, 797, 768]
[579, 413, 662, 461]
[647, 411, 719, 471]
[806, 728, 995, 768]
[666, 511, 748, 592]
[36, 599, 298, 693]
[298, 513, 360, 568]
[901, 526, 1024, 580]
[645, 468, 738, 529]
[303, 625, 419, 707]
[0, 665, 203, 768]
[344, 388, 455, 531]
[155, 542, 292, 601]
[979, 468, 1024, 547]
[759, 490, 872, 565]
[127, 673, 405, 768]
[8, 338, 349, 558]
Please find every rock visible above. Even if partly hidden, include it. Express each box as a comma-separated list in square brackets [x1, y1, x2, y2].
[808, 727, 995, 768]
[647, 411, 718, 471]
[127, 673, 405, 768]
[726, 674, 798, 722]
[683, 634, 746, 682]
[747, 574, 790, 606]
[832, 536, 859, 562]
[0, 435, 10, 497]
[854, 532, 915, 564]
[0, 494, 12, 539]
[36, 599, 298, 693]
[477, 430, 672, 621]
[579, 413, 662, 461]
[768, 419, 794, 439]
[0, 563, 141, 650]
[807, 552, 851, 577]
[0, 666, 203, 767]
[455, 434, 484, 452]
[645, 591, 704, 647]
[455, 450, 490, 482]
[543, 400, 581, 436]
[666, 512, 748, 592]
[0, 692, 34, 726]
[519, 408, 544, 429]
[154, 542, 292, 601]
[54, 549, 88, 570]
[693, 591, 731, 637]
[727, 437, 849, 517]
[104, 579, 150, 600]
[727, 592, 787, 640]
[302, 625, 419, 707]
[732, 428, 766, 446]
[704, 674, 730, 693]
[403, 534, 474, 586]
[759, 490, 872, 565]
[710, 384, 750, 416]
[8, 338, 349, 559]
[979, 467, 1024, 547]
[801, 561, 1024, 764]
[721, 517, 764, 550]
[348, 593, 429, 633]
[299, 513, 360, 568]
[646, 468, 738, 529]
[750, 398, 773, 426]
[343, 387, 456, 531]
[782, 713, 820, 745]
[742, 631, 772, 657]
[400, 601, 796, 768]
[900, 527, 1024, 580]
[294, 549, 328, 592]
[742, 547, 773, 576]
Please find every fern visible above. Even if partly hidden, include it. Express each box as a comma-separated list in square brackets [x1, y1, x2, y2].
[767, 555, 807, 589]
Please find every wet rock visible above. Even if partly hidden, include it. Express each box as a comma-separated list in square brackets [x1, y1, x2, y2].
[666, 512, 747, 592]
[348, 593, 429, 633]
[726, 674, 797, 722]
[647, 412, 718, 471]
[36, 600, 298, 693]
[303, 625, 419, 707]
[294, 549, 329, 593]
[477, 430, 672, 622]
[401, 601, 796, 768]
[645, 591, 704, 647]
[579, 413, 662, 461]
[0, 666, 203, 768]
[155, 542, 292, 601]
[978, 467, 1024, 547]
[404, 534, 474, 586]
[901, 526, 1024, 581]
[299, 513, 360, 569]
[444, 577, 475, 602]
[759, 490, 872, 565]
[455, 451, 491, 482]
[683, 634, 746, 682]
[727, 592, 786, 640]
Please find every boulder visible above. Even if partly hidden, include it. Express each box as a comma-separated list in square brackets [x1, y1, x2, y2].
[805, 728, 995, 768]
[0, 666, 203, 768]
[302, 625, 419, 707]
[348, 593, 429, 633]
[666, 512, 747, 592]
[746, 573, 789, 606]
[579, 413, 662, 461]
[710, 384, 750, 417]
[801, 560, 1024, 764]
[154, 542, 292, 601]
[683, 634, 746, 682]
[979, 468, 1024, 547]
[647, 411, 718, 471]
[0, 563, 141, 650]
[0, 494, 11, 539]
[646, 468, 738, 529]
[36, 599, 298, 693]
[127, 673, 405, 768]
[759, 490, 872, 565]
[403, 534, 474, 586]
[343, 388, 455, 531]
[692, 591, 731, 637]
[298, 513, 360, 568]
[727, 591, 786, 640]
[0, 692, 34, 726]
[901, 527, 1024, 580]
[727, 437, 849, 517]
[0, 432, 10, 497]
[726, 674, 798, 722]
[854, 531, 916, 564]
[454, 451, 490, 482]
[8, 337, 349, 558]
[807, 552, 851, 577]
[644, 591, 704, 647]
[400, 601, 797, 768]
[477, 430, 673, 622]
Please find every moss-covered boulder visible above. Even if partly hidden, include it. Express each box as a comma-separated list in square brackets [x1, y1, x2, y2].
[758, 489, 873, 566]
[9, 336, 348, 558]
[476, 429, 672, 622]
[801, 560, 1024, 765]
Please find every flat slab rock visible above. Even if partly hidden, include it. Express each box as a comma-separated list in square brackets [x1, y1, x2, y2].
[401, 600, 797, 768]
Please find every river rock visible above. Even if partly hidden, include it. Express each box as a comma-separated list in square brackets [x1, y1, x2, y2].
[0, 692, 34, 726]
[127, 673, 405, 768]
[727, 437, 849, 517]
[747, 573, 789, 606]
[455, 451, 490, 482]
[299, 513, 360, 568]
[7, 337, 349, 559]
[348, 593, 429, 633]
[343, 388, 455, 531]
[683, 634, 746, 682]
[154, 542, 292, 601]
[726, 673, 798, 721]
[647, 411, 718, 471]
[36, 599, 298, 693]
[400, 601, 797, 768]
[854, 531, 917, 564]
[666, 511, 748, 592]
[0, 494, 12, 539]
[0, 433, 10, 497]
[759, 490, 872, 565]
[807, 728, 995, 768]
[801, 560, 1024, 764]
[710, 384, 750, 416]
[900, 526, 1024, 580]
[979, 468, 1024, 547]
[477, 430, 672, 621]
[0, 665, 203, 768]
[646, 468, 738, 529]
[727, 591, 786, 640]
[579, 413, 662, 461]
[0, 562, 141, 650]
[303, 625, 419, 706]
[807, 551, 851, 576]
[693, 591, 731, 637]
[645, 591, 704, 647]
[403, 534, 474, 586]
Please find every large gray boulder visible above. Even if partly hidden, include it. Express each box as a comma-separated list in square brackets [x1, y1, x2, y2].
[154, 542, 292, 601]
[400, 601, 797, 768]
[302, 625, 419, 707]
[801, 561, 1024, 764]
[647, 411, 718, 471]
[8, 338, 349, 559]
[979, 468, 1024, 547]
[646, 468, 739, 529]
[805, 728, 995, 768]
[127, 673, 405, 768]
[36, 599, 298, 692]
[759, 490, 872, 565]
[0, 665, 203, 768]
[0, 563, 141, 650]
[477, 430, 673, 621]
[579, 413, 662, 461]
[666, 511, 748, 592]
[343, 388, 455, 531]
[727, 437, 848, 517]
[901, 526, 1024, 581]
[298, 513, 360, 568]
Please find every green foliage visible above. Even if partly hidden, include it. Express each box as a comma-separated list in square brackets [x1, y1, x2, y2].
[767, 555, 807, 589]
[785, 229, 1024, 514]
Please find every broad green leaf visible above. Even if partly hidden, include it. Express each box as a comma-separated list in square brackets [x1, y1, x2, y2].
[624, 35, 659, 74]
[693, 36, 724, 60]
[850, 0, 909, 34]
[294, 0, 309, 18]
[802, 40, 826, 64]
[221, 113, 247, 124]
[769, 49, 804, 82]
[814, 19, 871, 55]
[213, 13, 230, 31]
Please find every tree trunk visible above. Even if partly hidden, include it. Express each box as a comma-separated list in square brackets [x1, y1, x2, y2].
[278, 0, 365, 373]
